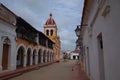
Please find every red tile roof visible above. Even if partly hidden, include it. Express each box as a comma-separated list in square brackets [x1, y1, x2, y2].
[45, 13, 56, 25]
[71, 49, 80, 53]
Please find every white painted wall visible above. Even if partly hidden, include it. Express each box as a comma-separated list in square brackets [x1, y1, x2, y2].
[70, 53, 79, 59]
[83, 0, 120, 80]
[0, 19, 17, 73]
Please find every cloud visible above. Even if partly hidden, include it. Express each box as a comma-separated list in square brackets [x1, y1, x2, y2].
[0, 0, 84, 51]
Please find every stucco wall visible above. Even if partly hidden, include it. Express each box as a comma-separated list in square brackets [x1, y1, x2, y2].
[0, 20, 17, 72]
[83, 0, 120, 80]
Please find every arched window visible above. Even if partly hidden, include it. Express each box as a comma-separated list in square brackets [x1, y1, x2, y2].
[50, 29, 53, 36]
[46, 30, 49, 36]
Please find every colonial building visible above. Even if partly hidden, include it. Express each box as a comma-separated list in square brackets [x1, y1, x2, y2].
[0, 3, 17, 72]
[80, 0, 120, 80]
[0, 3, 54, 74]
[44, 13, 61, 60]
[16, 17, 54, 69]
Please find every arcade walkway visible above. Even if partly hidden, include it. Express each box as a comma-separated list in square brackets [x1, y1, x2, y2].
[9, 60, 89, 80]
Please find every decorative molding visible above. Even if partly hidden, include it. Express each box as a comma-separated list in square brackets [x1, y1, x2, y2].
[1, 36, 11, 44]
[102, 5, 110, 17]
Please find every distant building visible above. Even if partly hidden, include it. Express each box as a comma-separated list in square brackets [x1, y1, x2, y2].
[81, 0, 120, 80]
[44, 13, 61, 61]
[70, 50, 80, 60]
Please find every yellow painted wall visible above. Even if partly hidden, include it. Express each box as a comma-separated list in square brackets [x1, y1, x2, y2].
[17, 38, 38, 48]
[44, 24, 61, 60]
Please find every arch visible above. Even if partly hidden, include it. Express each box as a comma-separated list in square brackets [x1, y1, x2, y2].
[32, 47, 38, 64]
[26, 46, 33, 52]
[38, 48, 42, 63]
[26, 47, 32, 66]
[17, 44, 26, 55]
[32, 48, 37, 64]
[43, 49, 47, 62]
[2, 36, 11, 70]
[16, 46, 25, 68]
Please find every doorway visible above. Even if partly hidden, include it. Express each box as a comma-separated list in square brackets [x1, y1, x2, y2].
[97, 33, 105, 80]
[27, 48, 31, 66]
[2, 44, 10, 70]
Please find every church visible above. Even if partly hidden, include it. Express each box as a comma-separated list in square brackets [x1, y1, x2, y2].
[44, 13, 61, 60]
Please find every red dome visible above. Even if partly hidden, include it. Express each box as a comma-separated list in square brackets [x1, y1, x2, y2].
[45, 13, 56, 25]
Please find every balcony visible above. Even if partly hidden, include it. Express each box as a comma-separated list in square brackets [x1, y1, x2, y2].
[17, 31, 37, 45]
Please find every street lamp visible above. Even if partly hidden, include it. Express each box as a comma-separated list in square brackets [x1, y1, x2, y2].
[75, 24, 88, 37]
[75, 25, 80, 37]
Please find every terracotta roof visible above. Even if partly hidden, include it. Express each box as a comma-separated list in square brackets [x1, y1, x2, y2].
[45, 13, 56, 25]
[71, 49, 80, 53]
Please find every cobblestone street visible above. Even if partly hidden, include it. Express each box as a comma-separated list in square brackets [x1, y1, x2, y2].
[9, 60, 77, 80]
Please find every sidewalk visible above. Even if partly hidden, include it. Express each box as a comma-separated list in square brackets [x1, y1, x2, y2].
[0, 62, 53, 80]
[73, 64, 90, 80]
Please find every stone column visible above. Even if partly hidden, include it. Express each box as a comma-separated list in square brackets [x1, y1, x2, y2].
[49, 53, 52, 62]
[71, 55, 73, 59]
[35, 55, 38, 65]
[47, 55, 49, 62]
[30, 54, 33, 65]
[51, 54, 53, 62]
[45, 55, 47, 62]
[41, 55, 43, 63]
[76, 56, 78, 59]
[0, 65, 2, 73]
[52, 55, 54, 62]
[23, 54, 27, 67]
[49, 55, 51, 62]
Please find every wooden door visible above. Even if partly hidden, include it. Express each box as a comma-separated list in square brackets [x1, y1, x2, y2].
[2, 44, 9, 70]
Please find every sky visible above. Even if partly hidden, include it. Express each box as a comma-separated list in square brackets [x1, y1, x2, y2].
[0, 0, 84, 51]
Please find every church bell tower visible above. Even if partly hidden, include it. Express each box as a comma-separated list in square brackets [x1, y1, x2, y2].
[44, 13, 57, 42]
[44, 13, 61, 60]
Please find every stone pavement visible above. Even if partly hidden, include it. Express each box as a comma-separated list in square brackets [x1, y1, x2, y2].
[73, 63, 90, 80]
[9, 60, 89, 80]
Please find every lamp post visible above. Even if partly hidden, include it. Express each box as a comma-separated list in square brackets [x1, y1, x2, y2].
[75, 25, 82, 64]
[75, 24, 88, 71]
[75, 25, 80, 37]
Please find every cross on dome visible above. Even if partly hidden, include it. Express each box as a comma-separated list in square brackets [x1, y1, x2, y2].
[45, 13, 56, 25]
[50, 13, 52, 17]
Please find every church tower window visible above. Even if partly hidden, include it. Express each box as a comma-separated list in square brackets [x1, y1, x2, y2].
[50, 29, 53, 36]
[46, 29, 49, 36]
